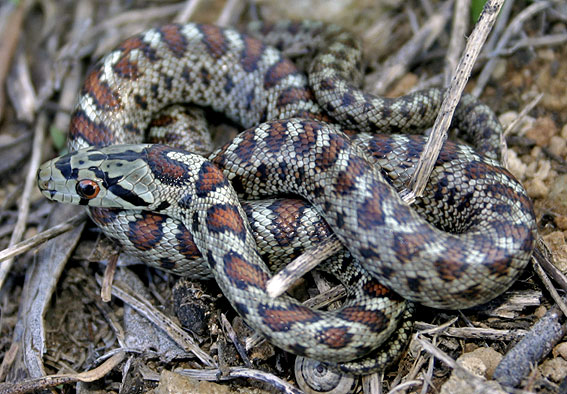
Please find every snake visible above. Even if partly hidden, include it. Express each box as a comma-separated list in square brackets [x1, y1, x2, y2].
[36, 21, 536, 374]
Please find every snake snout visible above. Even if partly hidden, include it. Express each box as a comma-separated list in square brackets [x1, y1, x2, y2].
[37, 161, 75, 202]
[37, 165, 55, 197]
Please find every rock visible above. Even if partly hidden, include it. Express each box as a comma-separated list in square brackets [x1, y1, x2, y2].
[548, 135, 566, 157]
[506, 149, 527, 181]
[552, 342, 567, 359]
[548, 174, 567, 209]
[525, 117, 558, 147]
[157, 370, 233, 394]
[439, 348, 505, 394]
[466, 347, 503, 378]
[556, 216, 567, 231]
[542, 231, 567, 272]
[539, 357, 567, 382]
[525, 178, 549, 199]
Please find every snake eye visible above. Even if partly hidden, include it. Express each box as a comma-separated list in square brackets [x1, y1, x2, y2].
[76, 180, 100, 199]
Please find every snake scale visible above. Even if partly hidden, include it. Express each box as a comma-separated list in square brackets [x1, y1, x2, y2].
[37, 21, 536, 373]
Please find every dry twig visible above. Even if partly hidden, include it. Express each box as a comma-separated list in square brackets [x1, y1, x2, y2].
[0, 1, 27, 122]
[472, 1, 552, 97]
[266, 235, 341, 298]
[404, 0, 506, 203]
[444, 0, 469, 84]
[493, 304, 567, 387]
[0, 113, 46, 289]
[176, 367, 302, 394]
[368, 2, 451, 95]
[0, 352, 126, 394]
[0, 212, 86, 263]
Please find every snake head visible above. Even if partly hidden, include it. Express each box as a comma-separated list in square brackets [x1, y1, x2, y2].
[37, 145, 156, 209]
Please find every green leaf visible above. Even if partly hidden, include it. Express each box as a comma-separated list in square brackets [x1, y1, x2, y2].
[49, 125, 68, 153]
[471, 0, 488, 23]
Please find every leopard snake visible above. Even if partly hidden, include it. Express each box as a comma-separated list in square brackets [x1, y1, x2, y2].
[37, 21, 536, 374]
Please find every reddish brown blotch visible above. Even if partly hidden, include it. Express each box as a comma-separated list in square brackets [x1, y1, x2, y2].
[126, 212, 166, 251]
[159, 24, 187, 58]
[223, 252, 269, 288]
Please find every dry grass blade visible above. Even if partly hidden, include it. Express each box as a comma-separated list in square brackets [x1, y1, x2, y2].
[176, 367, 302, 394]
[0, 352, 125, 394]
[220, 313, 252, 367]
[503, 93, 543, 137]
[444, 0, 469, 84]
[368, 2, 451, 95]
[404, 0, 506, 203]
[533, 258, 567, 317]
[534, 241, 567, 292]
[0, 113, 46, 289]
[174, 0, 203, 23]
[216, 0, 246, 27]
[494, 32, 567, 56]
[472, 1, 552, 97]
[266, 235, 342, 298]
[0, 212, 87, 263]
[0, 1, 27, 123]
[415, 321, 528, 341]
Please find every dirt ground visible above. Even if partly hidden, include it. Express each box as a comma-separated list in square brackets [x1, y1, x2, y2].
[1, 0, 567, 393]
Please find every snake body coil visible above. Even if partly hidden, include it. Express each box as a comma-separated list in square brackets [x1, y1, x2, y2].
[37, 22, 536, 371]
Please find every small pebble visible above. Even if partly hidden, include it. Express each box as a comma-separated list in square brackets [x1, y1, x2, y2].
[525, 178, 549, 199]
[553, 342, 567, 359]
[440, 348, 505, 394]
[548, 135, 566, 157]
[506, 150, 527, 180]
[534, 305, 547, 319]
[542, 231, 567, 272]
[548, 174, 567, 208]
[539, 357, 567, 382]
[526, 117, 558, 147]
[555, 216, 567, 231]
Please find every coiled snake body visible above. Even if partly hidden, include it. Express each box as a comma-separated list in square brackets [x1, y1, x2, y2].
[37, 22, 536, 371]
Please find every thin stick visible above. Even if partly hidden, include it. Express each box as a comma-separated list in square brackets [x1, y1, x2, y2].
[503, 93, 543, 137]
[483, 0, 515, 53]
[444, 0, 469, 85]
[0, 0, 26, 123]
[0, 113, 46, 289]
[415, 321, 527, 341]
[177, 367, 302, 394]
[492, 33, 567, 56]
[220, 313, 252, 367]
[87, 3, 186, 39]
[174, 0, 202, 23]
[266, 236, 342, 298]
[0, 352, 126, 393]
[0, 212, 87, 263]
[404, 0, 505, 203]
[472, 1, 551, 97]
[533, 259, 567, 318]
[369, 2, 451, 95]
[535, 242, 567, 293]
[415, 335, 506, 393]
[216, 0, 246, 27]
